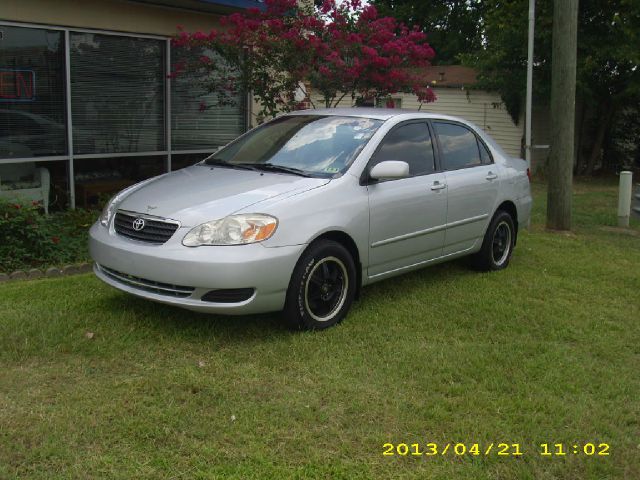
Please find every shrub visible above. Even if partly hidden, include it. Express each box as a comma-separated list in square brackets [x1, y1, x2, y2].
[0, 198, 97, 273]
[0, 199, 55, 271]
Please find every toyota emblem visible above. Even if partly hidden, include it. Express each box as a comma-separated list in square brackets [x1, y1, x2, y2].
[132, 218, 145, 231]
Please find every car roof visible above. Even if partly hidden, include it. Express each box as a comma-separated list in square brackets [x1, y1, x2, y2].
[285, 107, 465, 123]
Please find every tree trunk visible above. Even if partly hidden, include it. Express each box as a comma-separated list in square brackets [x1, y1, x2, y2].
[547, 0, 579, 231]
[585, 100, 615, 175]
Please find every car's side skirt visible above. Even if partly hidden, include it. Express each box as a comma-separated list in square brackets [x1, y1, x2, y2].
[364, 242, 480, 285]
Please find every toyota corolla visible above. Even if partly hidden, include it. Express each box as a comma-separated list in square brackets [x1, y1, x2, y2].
[90, 108, 532, 330]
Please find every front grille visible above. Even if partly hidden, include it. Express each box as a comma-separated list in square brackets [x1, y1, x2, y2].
[99, 265, 195, 298]
[114, 211, 179, 244]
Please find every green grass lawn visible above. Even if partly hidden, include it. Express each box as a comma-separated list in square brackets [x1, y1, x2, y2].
[1, 180, 639, 479]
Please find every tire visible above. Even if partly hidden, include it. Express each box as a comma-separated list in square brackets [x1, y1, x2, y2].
[472, 210, 516, 272]
[283, 240, 357, 330]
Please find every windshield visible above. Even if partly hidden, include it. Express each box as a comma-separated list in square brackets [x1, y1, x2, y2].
[204, 115, 382, 177]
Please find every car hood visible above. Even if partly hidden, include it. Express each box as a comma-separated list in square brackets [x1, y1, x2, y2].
[118, 165, 330, 227]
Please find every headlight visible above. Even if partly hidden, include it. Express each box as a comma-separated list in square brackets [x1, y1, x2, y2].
[99, 178, 158, 227]
[182, 214, 278, 246]
[99, 195, 119, 227]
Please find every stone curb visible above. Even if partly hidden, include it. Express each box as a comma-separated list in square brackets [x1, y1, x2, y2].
[0, 263, 94, 283]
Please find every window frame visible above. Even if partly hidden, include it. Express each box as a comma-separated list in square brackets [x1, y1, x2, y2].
[360, 120, 437, 185]
[429, 119, 494, 173]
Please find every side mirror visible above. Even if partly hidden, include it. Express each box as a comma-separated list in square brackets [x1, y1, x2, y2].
[369, 161, 410, 181]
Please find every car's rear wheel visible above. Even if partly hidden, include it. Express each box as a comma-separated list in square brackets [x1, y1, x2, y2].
[284, 240, 356, 330]
[472, 210, 516, 271]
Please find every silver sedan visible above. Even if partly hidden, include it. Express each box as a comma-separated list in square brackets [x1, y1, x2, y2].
[90, 109, 532, 330]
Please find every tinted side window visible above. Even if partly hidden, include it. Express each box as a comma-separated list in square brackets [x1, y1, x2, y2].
[478, 138, 493, 165]
[370, 123, 435, 176]
[434, 122, 481, 170]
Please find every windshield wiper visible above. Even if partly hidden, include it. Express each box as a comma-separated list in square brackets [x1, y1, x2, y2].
[204, 158, 258, 171]
[204, 159, 314, 177]
[249, 164, 313, 177]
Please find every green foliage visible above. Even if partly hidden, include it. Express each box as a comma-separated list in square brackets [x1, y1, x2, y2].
[576, 0, 640, 102]
[0, 198, 96, 272]
[380, 0, 639, 171]
[461, 0, 640, 126]
[0, 200, 57, 272]
[608, 106, 640, 170]
[377, 0, 640, 170]
[459, 0, 553, 123]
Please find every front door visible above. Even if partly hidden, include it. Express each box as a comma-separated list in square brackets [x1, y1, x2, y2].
[366, 122, 447, 278]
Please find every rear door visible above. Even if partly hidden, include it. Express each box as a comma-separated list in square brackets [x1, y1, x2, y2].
[432, 121, 500, 255]
[366, 121, 447, 278]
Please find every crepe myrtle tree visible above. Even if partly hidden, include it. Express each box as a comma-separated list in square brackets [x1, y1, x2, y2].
[171, 0, 437, 120]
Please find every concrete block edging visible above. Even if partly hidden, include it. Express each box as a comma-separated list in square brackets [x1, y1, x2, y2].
[0, 263, 94, 283]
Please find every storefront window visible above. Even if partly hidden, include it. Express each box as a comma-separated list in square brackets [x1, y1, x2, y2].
[171, 152, 211, 171]
[1, 22, 249, 208]
[0, 159, 69, 211]
[0, 26, 66, 159]
[74, 155, 165, 208]
[171, 49, 245, 151]
[70, 33, 165, 155]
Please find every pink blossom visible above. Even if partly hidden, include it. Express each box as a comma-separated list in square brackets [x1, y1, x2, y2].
[360, 5, 379, 22]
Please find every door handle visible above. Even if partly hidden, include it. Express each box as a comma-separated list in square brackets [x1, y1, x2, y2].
[431, 182, 447, 191]
[486, 172, 498, 180]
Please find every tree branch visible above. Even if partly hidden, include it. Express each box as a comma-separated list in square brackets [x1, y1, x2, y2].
[333, 91, 349, 108]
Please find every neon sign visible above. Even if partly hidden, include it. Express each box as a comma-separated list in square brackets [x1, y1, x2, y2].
[0, 69, 36, 102]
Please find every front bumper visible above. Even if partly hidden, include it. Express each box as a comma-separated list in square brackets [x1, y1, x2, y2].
[89, 222, 305, 314]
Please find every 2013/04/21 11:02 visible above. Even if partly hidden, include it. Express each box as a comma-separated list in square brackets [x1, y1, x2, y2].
[382, 442, 611, 457]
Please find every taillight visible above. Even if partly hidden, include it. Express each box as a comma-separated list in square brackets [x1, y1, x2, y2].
[526, 168, 532, 182]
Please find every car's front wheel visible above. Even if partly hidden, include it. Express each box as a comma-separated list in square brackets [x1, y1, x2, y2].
[472, 210, 516, 271]
[284, 240, 356, 330]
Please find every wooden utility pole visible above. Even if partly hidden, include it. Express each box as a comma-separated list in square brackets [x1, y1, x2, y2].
[546, 0, 579, 230]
